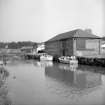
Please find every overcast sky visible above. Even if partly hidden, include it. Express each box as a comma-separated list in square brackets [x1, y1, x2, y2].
[0, 0, 104, 42]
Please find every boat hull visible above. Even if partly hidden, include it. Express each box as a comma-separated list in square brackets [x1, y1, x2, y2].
[40, 54, 53, 61]
[40, 57, 53, 61]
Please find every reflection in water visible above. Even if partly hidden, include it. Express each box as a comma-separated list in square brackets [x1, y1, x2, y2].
[4, 60, 105, 105]
[78, 65, 105, 74]
[0, 66, 12, 105]
[33, 61, 53, 68]
[58, 63, 78, 71]
[33, 60, 77, 71]
[45, 63, 102, 98]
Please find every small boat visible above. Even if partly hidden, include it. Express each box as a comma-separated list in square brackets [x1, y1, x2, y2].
[58, 56, 71, 63]
[69, 56, 78, 66]
[40, 53, 53, 61]
[59, 56, 78, 65]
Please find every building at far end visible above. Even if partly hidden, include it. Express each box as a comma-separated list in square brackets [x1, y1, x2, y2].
[45, 29, 101, 57]
[37, 43, 45, 53]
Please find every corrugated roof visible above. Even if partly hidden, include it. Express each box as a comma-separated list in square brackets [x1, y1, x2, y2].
[46, 29, 100, 42]
[75, 29, 100, 38]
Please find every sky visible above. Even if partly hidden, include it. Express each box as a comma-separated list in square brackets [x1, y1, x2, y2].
[0, 0, 104, 42]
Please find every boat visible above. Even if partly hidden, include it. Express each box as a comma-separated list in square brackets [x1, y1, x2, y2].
[40, 53, 53, 61]
[58, 56, 78, 66]
[70, 56, 78, 66]
[58, 56, 71, 63]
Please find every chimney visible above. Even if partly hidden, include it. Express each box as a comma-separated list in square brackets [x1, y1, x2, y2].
[84, 29, 92, 34]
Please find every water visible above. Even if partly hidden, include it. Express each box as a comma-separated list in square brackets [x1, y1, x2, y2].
[1, 60, 105, 105]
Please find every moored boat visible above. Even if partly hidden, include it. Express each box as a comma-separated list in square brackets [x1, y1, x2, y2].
[40, 53, 53, 61]
[58, 56, 71, 64]
[70, 56, 78, 66]
[58, 56, 78, 66]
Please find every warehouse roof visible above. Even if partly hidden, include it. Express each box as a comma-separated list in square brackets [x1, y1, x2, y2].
[46, 29, 100, 42]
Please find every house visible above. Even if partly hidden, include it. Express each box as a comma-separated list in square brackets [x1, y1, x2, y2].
[45, 29, 101, 57]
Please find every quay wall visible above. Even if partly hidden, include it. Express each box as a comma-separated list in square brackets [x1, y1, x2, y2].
[77, 56, 105, 67]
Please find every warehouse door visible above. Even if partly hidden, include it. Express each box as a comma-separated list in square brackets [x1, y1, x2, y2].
[62, 39, 67, 56]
